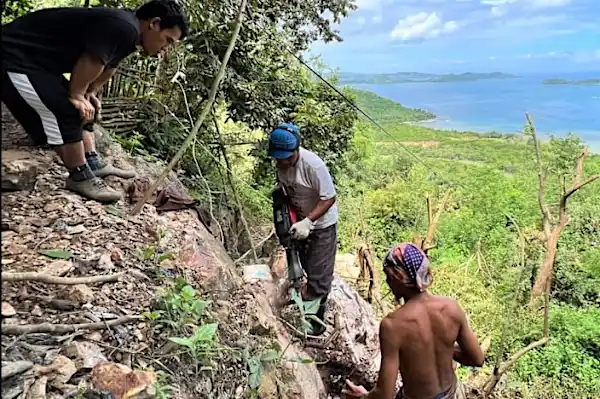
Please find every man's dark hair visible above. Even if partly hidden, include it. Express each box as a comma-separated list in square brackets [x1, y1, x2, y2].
[135, 0, 189, 39]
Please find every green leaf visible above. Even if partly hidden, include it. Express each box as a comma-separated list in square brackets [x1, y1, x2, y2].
[306, 314, 327, 328]
[38, 249, 74, 259]
[291, 357, 315, 364]
[180, 285, 196, 299]
[303, 299, 321, 315]
[260, 349, 280, 362]
[168, 337, 195, 349]
[192, 323, 218, 342]
[248, 369, 263, 390]
[247, 357, 263, 390]
[291, 288, 305, 313]
[105, 205, 122, 217]
[191, 299, 209, 315]
[158, 251, 175, 263]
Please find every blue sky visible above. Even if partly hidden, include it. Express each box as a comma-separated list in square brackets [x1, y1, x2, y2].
[309, 0, 600, 74]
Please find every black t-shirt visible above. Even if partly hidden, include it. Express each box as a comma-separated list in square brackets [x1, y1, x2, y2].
[2, 7, 140, 75]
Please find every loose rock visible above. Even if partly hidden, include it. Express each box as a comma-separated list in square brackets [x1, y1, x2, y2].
[97, 253, 114, 270]
[65, 341, 107, 369]
[31, 305, 43, 317]
[1, 157, 39, 192]
[91, 362, 156, 399]
[110, 247, 124, 263]
[26, 376, 47, 399]
[66, 224, 87, 235]
[1, 360, 34, 380]
[34, 355, 77, 387]
[41, 260, 74, 276]
[64, 284, 94, 304]
[2, 301, 17, 317]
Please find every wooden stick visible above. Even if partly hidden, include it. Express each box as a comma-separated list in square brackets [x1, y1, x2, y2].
[234, 229, 274, 264]
[1, 272, 123, 285]
[1, 315, 140, 335]
[483, 270, 550, 396]
[422, 190, 451, 252]
[130, 0, 248, 215]
[211, 115, 257, 262]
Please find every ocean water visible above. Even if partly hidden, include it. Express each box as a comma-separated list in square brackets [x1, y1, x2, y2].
[353, 72, 600, 152]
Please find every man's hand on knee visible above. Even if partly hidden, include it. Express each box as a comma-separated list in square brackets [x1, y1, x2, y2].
[85, 92, 102, 122]
[70, 94, 95, 121]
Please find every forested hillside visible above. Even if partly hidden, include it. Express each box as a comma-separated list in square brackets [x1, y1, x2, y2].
[2, 0, 600, 397]
[338, 91, 600, 398]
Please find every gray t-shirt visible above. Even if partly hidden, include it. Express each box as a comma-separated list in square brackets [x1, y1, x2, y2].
[277, 148, 338, 230]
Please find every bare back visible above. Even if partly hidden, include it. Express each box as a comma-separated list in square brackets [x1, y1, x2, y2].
[389, 294, 463, 399]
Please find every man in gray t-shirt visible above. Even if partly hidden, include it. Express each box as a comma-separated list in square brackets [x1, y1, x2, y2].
[268, 122, 338, 335]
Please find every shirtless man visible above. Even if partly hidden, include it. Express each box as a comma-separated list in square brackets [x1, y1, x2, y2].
[343, 243, 484, 399]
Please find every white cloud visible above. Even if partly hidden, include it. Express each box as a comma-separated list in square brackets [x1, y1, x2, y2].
[390, 12, 459, 41]
[528, 0, 572, 7]
[372, 15, 383, 24]
[356, 16, 366, 25]
[488, 55, 497, 60]
[491, 6, 507, 16]
[481, 0, 517, 5]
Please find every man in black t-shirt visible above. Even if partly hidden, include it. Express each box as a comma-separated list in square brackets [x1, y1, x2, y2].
[1, 0, 189, 202]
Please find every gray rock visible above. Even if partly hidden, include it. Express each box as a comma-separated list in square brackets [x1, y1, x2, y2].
[1, 360, 34, 380]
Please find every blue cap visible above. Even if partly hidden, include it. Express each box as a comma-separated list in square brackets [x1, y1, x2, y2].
[268, 123, 300, 159]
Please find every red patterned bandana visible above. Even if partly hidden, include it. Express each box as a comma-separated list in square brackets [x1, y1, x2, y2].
[383, 243, 432, 292]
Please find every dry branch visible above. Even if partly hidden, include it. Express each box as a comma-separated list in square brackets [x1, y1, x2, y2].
[483, 283, 550, 396]
[357, 245, 390, 316]
[213, 115, 258, 262]
[2, 272, 122, 285]
[528, 113, 600, 299]
[1, 316, 140, 335]
[422, 190, 451, 252]
[526, 113, 552, 240]
[234, 229, 274, 264]
[130, 0, 248, 215]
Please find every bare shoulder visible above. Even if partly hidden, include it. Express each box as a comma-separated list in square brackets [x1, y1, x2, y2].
[381, 305, 419, 332]
[378, 313, 404, 346]
[433, 295, 467, 322]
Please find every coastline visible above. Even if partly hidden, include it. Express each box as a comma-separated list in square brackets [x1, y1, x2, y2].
[405, 117, 600, 154]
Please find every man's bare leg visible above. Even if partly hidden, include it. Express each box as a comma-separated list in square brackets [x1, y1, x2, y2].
[82, 129, 98, 153]
[56, 141, 86, 169]
[82, 127, 136, 179]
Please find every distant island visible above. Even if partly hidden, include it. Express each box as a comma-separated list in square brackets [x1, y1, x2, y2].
[542, 78, 600, 86]
[338, 72, 519, 84]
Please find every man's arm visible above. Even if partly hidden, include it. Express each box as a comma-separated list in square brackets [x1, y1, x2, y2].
[365, 318, 400, 398]
[453, 304, 484, 367]
[307, 197, 336, 222]
[307, 165, 336, 222]
[87, 67, 117, 95]
[69, 54, 106, 99]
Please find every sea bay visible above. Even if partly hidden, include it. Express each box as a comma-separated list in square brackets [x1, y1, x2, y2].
[352, 71, 600, 152]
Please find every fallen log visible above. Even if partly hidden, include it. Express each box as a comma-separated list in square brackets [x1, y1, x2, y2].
[1, 315, 140, 335]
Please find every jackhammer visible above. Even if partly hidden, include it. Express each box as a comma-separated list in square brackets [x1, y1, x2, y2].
[272, 184, 304, 291]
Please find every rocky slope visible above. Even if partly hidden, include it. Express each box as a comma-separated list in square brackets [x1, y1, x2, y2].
[1, 106, 391, 399]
